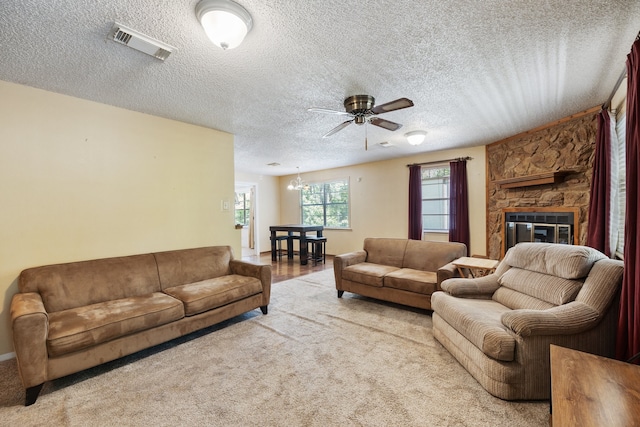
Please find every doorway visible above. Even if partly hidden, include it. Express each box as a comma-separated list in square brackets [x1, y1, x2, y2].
[235, 183, 257, 258]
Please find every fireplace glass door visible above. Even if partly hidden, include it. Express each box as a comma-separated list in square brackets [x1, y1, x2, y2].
[505, 222, 573, 251]
[557, 225, 571, 244]
[504, 211, 575, 253]
[533, 224, 556, 243]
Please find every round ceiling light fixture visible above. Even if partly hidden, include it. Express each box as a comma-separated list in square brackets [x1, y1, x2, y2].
[405, 130, 427, 146]
[195, 0, 253, 50]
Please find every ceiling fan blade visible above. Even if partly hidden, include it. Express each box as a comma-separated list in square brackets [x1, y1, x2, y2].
[371, 97, 414, 114]
[322, 120, 353, 138]
[308, 107, 352, 116]
[369, 117, 402, 131]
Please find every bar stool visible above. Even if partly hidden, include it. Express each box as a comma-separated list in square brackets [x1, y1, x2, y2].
[271, 235, 289, 260]
[288, 235, 301, 258]
[306, 236, 327, 266]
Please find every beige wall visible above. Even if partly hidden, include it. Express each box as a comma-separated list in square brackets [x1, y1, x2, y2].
[278, 145, 487, 257]
[0, 81, 238, 356]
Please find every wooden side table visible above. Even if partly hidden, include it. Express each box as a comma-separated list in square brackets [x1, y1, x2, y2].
[451, 257, 499, 278]
[550, 345, 640, 427]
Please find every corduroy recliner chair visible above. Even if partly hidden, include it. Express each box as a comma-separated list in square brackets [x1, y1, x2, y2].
[431, 242, 624, 400]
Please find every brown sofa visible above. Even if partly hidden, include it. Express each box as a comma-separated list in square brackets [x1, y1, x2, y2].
[333, 238, 467, 310]
[431, 242, 623, 400]
[10, 246, 271, 406]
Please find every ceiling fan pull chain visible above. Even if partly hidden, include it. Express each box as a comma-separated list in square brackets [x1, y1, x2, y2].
[365, 122, 368, 151]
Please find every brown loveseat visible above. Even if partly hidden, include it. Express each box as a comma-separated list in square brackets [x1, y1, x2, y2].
[431, 242, 623, 400]
[10, 246, 271, 405]
[333, 238, 467, 310]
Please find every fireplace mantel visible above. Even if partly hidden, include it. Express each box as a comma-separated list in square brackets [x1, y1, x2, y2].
[494, 171, 573, 189]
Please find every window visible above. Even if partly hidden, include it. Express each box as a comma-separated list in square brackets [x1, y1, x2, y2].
[611, 111, 626, 259]
[301, 179, 349, 228]
[234, 191, 251, 226]
[422, 165, 450, 231]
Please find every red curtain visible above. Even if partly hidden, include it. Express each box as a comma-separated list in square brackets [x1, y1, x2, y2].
[408, 165, 423, 240]
[449, 160, 469, 254]
[617, 38, 640, 362]
[586, 110, 612, 256]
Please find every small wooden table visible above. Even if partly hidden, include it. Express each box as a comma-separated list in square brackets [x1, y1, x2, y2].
[550, 345, 640, 427]
[451, 257, 499, 278]
[269, 224, 323, 265]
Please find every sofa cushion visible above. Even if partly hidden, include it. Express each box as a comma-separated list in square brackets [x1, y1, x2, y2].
[342, 263, 400, 287]
[155, 246, 233, 290]
[363, 238, 407, 268]
[505, 243, 605, 280]
[384, 269, 438, 294]
[47, 292, 184, 357]
[431, 292, 515, 361]
[496, 268, 584, 309]
[402, 240, 467, 272]
[163, 274, 263, 316]
[492, 287, 555, 310]
[19, 254, 162, 313]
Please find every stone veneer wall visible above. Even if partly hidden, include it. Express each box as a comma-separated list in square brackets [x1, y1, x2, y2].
[486, 113, 598, 260]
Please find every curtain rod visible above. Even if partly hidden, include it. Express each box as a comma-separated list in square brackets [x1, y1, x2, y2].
[603, 30, 640, 110]
[407, 156, 473, 167]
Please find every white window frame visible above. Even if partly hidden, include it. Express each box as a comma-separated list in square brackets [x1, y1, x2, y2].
[234, 191, 251, 226]
[610, 110, 626, 260]
[300, 178, 350, 229]
[421, 165, 450, 232]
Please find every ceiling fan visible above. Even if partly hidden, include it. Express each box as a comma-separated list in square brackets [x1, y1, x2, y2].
[308, 95, 414, 149]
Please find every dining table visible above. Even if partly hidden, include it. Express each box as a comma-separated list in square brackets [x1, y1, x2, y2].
[269, 224, 324, 265]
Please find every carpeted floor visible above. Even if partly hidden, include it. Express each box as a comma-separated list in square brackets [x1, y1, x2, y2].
[0, 269, 549, 426]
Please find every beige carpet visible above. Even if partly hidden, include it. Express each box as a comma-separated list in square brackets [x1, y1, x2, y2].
[0, 269, 548, 426]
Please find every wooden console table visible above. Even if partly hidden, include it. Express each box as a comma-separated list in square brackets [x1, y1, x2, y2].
[550, 345, 640, 427]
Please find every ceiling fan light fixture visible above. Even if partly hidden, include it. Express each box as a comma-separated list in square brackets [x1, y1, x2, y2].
[405, 130, 427, 146]
[195, 0, 253, 50]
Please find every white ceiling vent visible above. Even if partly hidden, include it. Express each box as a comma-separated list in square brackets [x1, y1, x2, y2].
[109, 23, 175, 60]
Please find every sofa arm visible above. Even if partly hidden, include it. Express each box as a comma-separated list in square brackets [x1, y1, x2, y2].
[333, 250, 367, 289]
[334, 250, 367, 268]
[10, 292, 49, 388]
[229, 260, 272, 306]
[437, 262, 462, 287]
[501, 302, 600, 337]
[440, 273, 500, 298]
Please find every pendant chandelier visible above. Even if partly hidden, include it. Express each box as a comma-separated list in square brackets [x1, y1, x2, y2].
[287, 167, 309, 191]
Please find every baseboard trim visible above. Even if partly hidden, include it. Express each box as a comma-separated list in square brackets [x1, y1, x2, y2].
[0, 352, 16, 362]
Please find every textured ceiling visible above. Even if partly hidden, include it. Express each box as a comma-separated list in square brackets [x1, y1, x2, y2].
[1, 1, 639, 176]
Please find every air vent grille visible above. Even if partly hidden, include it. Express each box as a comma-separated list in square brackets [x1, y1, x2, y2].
[113, 29, 133, 45]
[109, 23, 175, 61]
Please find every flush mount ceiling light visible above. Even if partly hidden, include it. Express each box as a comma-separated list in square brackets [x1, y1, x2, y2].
[195, 0, 253, 50]
[405, 130, 427, 146]
[287, 167, 309, 191]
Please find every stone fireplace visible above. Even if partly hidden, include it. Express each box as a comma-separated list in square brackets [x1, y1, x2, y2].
[486, 111, 597, 259]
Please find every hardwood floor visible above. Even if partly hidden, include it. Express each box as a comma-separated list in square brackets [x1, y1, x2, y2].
[242, 251, 333, 283]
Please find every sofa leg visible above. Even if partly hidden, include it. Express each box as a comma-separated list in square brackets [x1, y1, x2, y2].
[260, 305, 268, 315]
[337, 290, 344, 298]
[25, 383, 44, 406]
